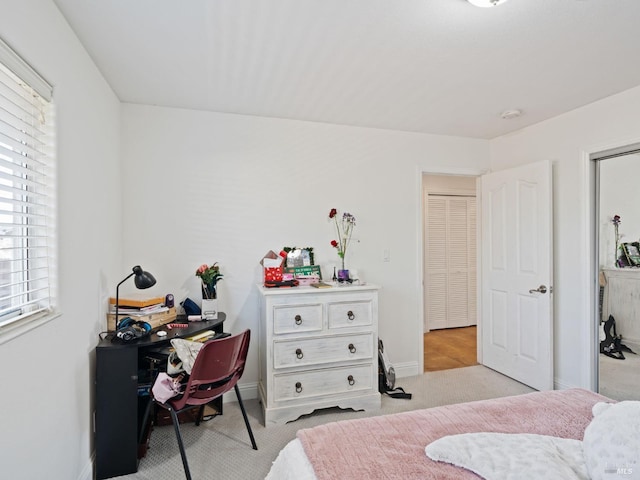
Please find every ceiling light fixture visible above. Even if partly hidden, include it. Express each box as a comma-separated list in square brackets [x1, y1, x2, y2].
[467, 0, 510, 7]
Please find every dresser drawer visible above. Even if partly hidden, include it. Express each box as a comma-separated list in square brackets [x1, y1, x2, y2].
[273, 364, 373, 402]
[273, 303, 322, 334]
[328, 300, 372, 329]
[273, 333, 373, 369]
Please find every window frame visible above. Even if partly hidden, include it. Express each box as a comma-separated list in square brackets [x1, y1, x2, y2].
[0, 37, 58, 344]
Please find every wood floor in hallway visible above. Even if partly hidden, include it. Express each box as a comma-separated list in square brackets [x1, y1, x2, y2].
[424, 325, 478, 372]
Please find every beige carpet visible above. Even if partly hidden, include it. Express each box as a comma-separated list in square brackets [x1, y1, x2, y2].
[120, 366, 534, 480]
[599, 352, 640, 400]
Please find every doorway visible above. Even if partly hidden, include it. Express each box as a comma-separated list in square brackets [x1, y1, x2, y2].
[594, 149, 640, 400]
[422, 174, 478, 372]
[420, 161, 553, 388]
[424, 326, 478, 371]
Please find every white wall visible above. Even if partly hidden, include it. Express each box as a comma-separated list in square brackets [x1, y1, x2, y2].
[423, 174, 477, 195]
[5, 2, 636, 475]
[598, 153, 640, 268]
[490, 85, 640, 390]
[120, 104, 489, 386]
[0, 1, 122, 479]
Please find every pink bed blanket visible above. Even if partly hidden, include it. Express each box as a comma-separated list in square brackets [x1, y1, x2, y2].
[297, 388, 611, 480]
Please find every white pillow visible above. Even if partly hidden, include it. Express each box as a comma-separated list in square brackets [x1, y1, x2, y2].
[582, 401, 640, 480]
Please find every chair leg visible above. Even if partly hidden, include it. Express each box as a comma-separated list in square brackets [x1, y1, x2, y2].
[234, 384, 258, 450]
[194, 405, 205, 426]
[169, 407, 192, 480]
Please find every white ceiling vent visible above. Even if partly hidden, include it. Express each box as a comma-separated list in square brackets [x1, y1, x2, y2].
[501, 109, 522, 120]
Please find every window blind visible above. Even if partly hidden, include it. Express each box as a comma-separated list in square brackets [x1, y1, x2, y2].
[0, 38, 55, 332]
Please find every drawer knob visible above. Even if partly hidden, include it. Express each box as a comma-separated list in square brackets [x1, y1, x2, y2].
[295, 348, 304, 359]
[295, 382, 303, 393]
[347, 310, 355, 321]
[348, 343, 356, 354]
[294, 314, 302, 325]
[347, 375, 355, 386]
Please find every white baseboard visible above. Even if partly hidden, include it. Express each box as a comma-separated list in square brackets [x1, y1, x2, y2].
[624, 338, 640, 352]
[223, 381, 259, 403]
[78, 455, 93, 480]
[395, 361, 420, 379]
[554, 378, 579, 390]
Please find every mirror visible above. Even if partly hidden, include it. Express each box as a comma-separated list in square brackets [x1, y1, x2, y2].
[597, 152, 640, 400]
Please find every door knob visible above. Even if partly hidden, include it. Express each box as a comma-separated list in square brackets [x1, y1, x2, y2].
[529, 285, 548, 294]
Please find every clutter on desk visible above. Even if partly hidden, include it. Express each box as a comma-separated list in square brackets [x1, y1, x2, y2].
[114, 317, 153, 342]
[107, 293, 177, 331]
[109, 294, 166, 309]
[180, 297, 201, 316]
[107, 306, 177, 331]
[186, 330, 217, 342]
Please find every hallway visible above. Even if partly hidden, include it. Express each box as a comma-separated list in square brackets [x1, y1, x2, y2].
[424, 326, 477, 372]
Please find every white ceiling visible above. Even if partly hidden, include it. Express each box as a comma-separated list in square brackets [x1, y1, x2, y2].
[52, 0, 640, 139]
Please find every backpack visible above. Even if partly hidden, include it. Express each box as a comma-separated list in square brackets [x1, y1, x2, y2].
[378, 338, 412, 399]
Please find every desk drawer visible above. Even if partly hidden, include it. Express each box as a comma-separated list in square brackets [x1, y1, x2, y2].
[273, 333, 373, 369]
[273, 303, 323, 334]
[328, 300, 372, 329]
[273, 364, 373, 402]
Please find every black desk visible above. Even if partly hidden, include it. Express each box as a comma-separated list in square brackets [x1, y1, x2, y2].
[95, 314, 226, 480]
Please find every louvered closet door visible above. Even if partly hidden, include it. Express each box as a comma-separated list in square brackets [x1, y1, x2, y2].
[426, 195, 476, 330]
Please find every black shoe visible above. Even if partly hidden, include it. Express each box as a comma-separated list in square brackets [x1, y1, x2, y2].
[602, 351, 625, 360]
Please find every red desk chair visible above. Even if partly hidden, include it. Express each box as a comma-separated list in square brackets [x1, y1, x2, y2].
[155, 329, 257, 480]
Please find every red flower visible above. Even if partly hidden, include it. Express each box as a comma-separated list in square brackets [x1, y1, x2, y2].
[329, 208, 337, 219]
[331, 240, 338, 248]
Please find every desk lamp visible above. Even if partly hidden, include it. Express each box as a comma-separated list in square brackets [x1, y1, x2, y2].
[114, 265, 156, 331]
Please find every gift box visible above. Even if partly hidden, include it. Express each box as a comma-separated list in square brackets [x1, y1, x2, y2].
[264, 267, 283, 282]
[261, 250, 286, 284]
[295, 274, 320, 286]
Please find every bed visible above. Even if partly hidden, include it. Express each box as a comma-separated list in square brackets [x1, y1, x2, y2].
[266, 388, 612, 480]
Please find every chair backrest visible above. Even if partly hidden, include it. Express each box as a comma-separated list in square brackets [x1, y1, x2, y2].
[169, 329, 250, 411]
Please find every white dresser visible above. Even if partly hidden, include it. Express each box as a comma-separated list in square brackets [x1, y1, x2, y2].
[258, 284, 381, 425]
[601, 268, 640, 351]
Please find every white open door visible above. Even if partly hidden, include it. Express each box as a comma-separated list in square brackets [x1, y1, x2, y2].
[481, 160, 553, 391]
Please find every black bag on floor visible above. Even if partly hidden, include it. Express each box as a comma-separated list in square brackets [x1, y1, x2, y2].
[378, 339, 412, 399]
[600, 315, 636, 359]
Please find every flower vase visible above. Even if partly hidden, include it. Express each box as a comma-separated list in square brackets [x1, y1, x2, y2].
[337, 269, 350, 281]
[201, 298, 218, 320]
[201, 285, 218, 320]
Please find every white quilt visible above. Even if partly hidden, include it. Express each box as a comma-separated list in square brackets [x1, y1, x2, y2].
[425, 401, 640, 480]
[425, 432, 589, 480]
[266, 439, 317, 480]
